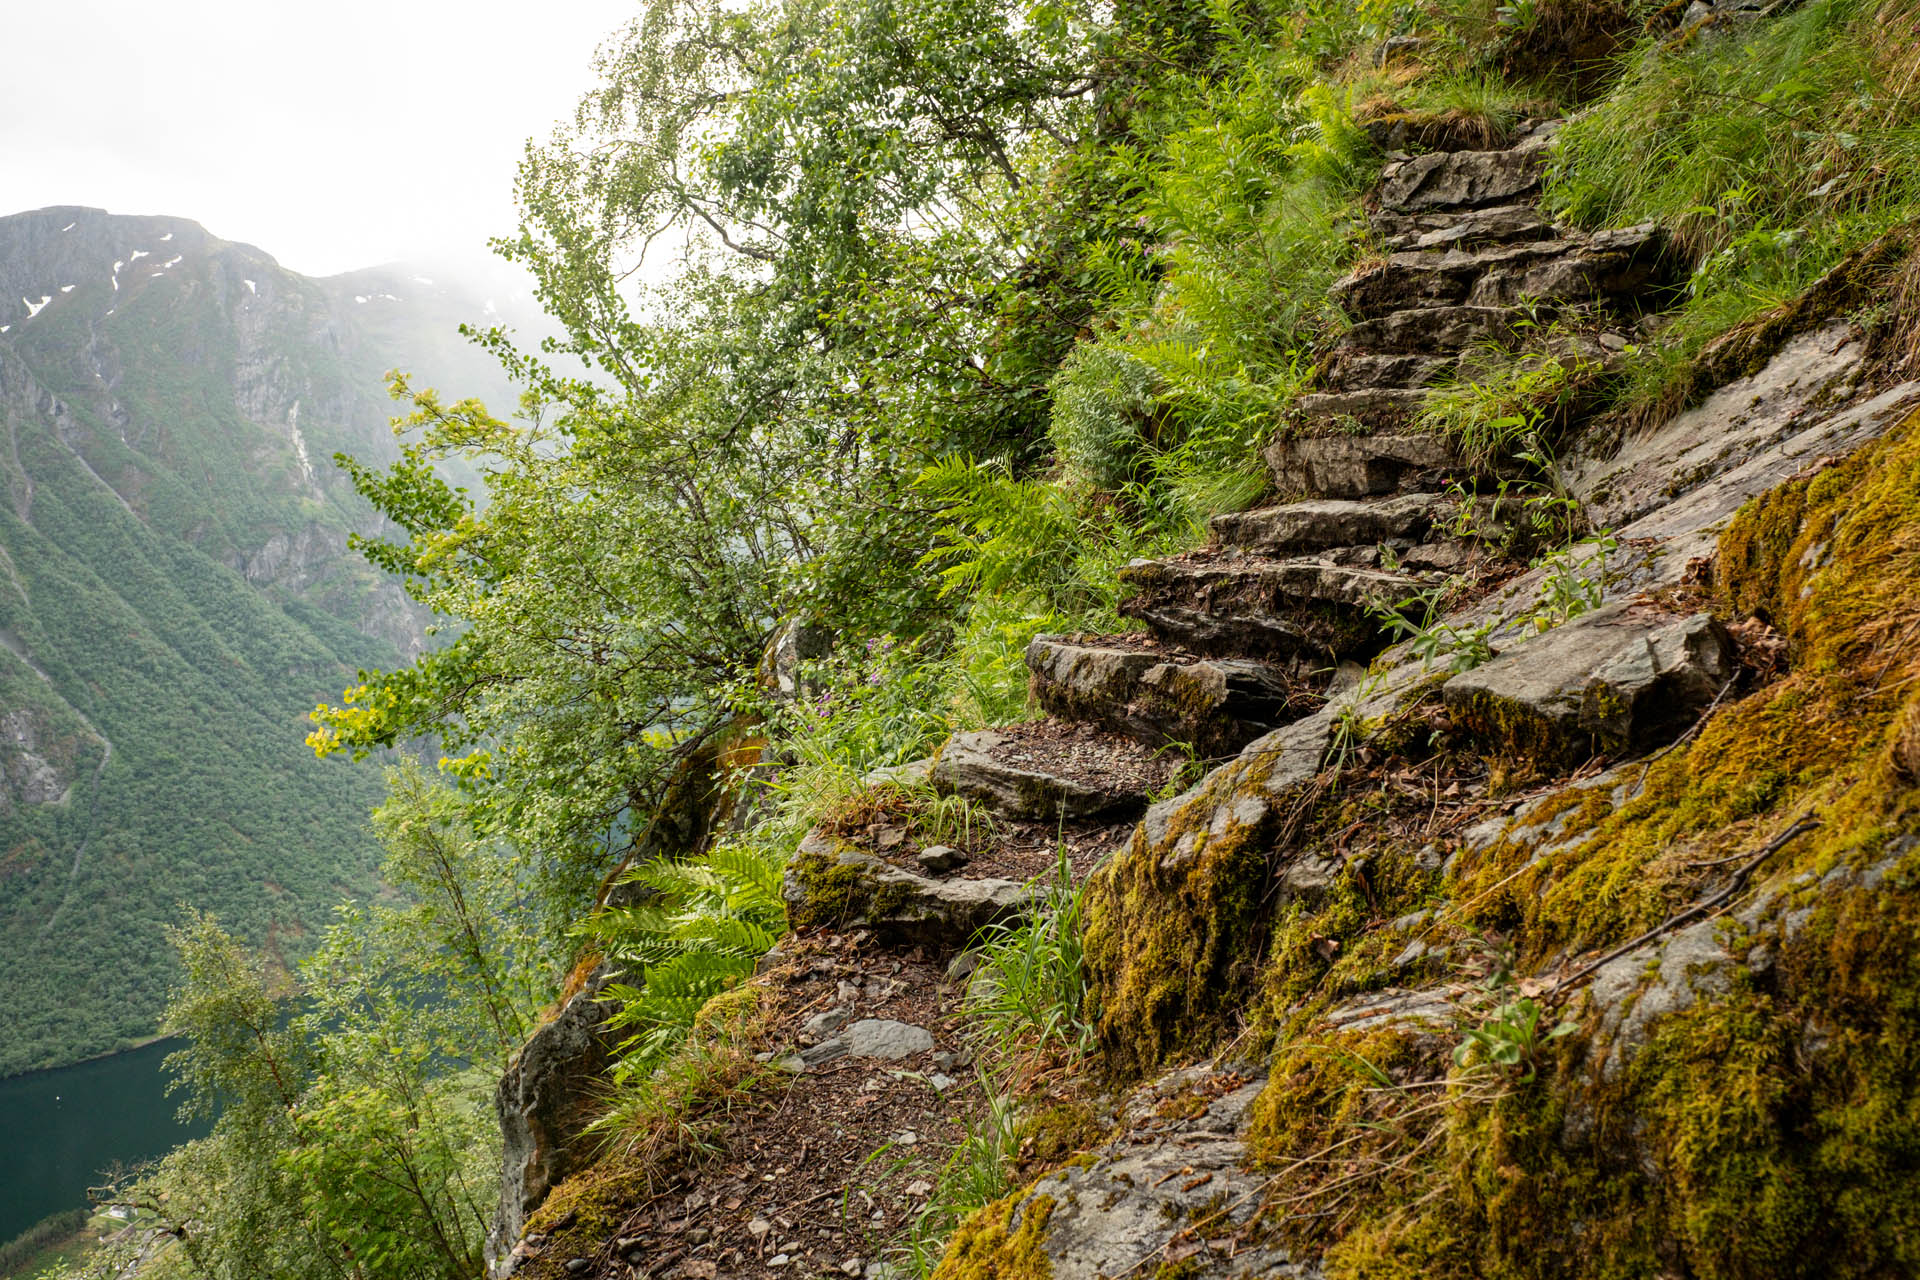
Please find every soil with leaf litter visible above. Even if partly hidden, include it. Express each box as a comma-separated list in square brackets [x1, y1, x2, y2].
[975, 717, 1184, 802]
[526, 931, 985, 1280]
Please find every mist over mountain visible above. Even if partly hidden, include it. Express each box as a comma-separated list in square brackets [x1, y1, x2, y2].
[0, 205, 528, 1074]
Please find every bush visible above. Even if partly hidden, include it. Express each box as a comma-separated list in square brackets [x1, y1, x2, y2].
[1048, 344, 1162, 489]
[0, 1209, 88, 1275]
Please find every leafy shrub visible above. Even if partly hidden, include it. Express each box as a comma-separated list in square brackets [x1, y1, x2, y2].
[1048, 343, 1161, 488]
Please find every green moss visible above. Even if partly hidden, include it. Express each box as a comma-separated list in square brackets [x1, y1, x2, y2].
[1083, 754, 1290, 1077]
[785, 832, 916, 931]
[1261, 844, 1443, 1027]
[932, 1191, 1057, 1279]
[1316, 411, 1920, 1277]
[1015, 1102, 1108, 1177]
[1245, 1026, 1431, 1168]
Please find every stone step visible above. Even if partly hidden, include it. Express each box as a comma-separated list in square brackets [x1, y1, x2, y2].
[1442, 603, 1735, 766]
[1116, 553, 1431, 660]
[1374, 201, 1557, 252]
[1263, 431, 1473, 498]
[1209, 492, 1456, 555]
[1295, 387, 1430, 429]
[1336, 304, 1516, 356]
[782, 829, 1035, 946]
[1331, 225, 1672, 321]
[1320, 350, 1455, 392]
[1380, 139, 1549, 214]
[1025, 634, 1311, 756]
[929, 724, 1173, 823]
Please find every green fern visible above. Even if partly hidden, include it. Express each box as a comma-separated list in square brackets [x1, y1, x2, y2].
[584, 838, 789, 1081]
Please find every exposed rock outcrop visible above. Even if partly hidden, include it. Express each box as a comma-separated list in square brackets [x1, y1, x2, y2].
[488, 968, 621, 1278]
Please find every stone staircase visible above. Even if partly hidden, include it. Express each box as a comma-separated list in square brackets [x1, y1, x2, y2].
[1309, 119, 1672, 428]
[1017, 119, 1683, 769]
[501, 115, 1868, 1280]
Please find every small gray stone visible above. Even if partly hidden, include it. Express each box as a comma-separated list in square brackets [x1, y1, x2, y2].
[564, 1260, 591, 1275]
[801, 1006, 851, 1041]
[915, 844, 965, 874]
[799, 1038, 849, 1066]
[845, 1019, 935, 1059]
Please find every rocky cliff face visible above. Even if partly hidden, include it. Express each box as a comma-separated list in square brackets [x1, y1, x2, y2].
[0, 206, 527, 1074]
[486, 116, 1920, 1280]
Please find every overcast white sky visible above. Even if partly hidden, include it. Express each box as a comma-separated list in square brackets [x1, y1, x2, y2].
[0, 0, 635, 278]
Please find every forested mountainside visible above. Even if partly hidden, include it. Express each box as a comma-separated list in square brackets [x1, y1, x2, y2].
[56, 0, 1920, 1278]
[0, 207, 518, 1074]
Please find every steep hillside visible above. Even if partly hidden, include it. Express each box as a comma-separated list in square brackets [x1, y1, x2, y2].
[59, 0, 1920, 1278]
[0, 207, 514, 1074]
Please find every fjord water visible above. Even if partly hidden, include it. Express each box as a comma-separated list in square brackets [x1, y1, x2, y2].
[0, 1039, 208, 1242]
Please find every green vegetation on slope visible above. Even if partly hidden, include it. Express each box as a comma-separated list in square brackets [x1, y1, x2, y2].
[74, 0, 1920, 1276]
[0, 212, 520, 1074]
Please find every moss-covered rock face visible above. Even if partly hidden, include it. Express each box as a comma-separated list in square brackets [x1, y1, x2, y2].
[1083, 712, 1335, 1077]
[1275, 409, 1920, 1278]
[932, 1193, 1058, 1280]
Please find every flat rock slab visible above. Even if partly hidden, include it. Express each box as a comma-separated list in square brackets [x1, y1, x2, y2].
[1294, 386, 1429, 428]
[930, 727, 1167, 822]
[1025, 634, 1307, 755]
[1209, 493, 1453, 555]
[1567, 320, 1876, 529]
[1320, 350, 1455, 391]
[947, 1064, 1317, 1280]
[1380, 142, 1546, 213]
[1331, 225, 1670, 319]
[1375, 201, 1557, 252]
[1443, 603, 1735, 764]
[782, 835, 1035, 947]
[1264, 431, 1471, 498]
[1117, 554, 1423, 660]
[1337, 304, 1515, 355]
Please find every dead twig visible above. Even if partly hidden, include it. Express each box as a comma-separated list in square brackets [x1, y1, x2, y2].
[1549, 817, 1822, 996]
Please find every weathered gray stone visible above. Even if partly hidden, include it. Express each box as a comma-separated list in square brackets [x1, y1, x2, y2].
[1566, 321, 1879, 529]
[486, 967, 620, 1277]
[1117, 554, 1423, 659]
[983, 1064, 1320, 1280]
[802, 1006, 851, 1040]
[1380, 142, 1547, 213]
[1336, 304, 1516, 355]
[915, 844, 965, 874]
[762, 617, 833, 700]
[930, 729, 1153, 821]
[844, 1018, 936, 1059]
[1263, 432, 1471, 498]
[1294, 386, 1430, 427]
[1025, 634, 1304, 754]
[1442, 605, 1735, 763]
[1210, 493, 1454, 555]
[781, 837, 1035, 946]
[1319, 350, 1456, 391]
[1331, 225, 1671, 320]
[1377, 201, 1557, 251]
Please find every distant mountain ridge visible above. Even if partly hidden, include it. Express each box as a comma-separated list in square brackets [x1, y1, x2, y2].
[0, 206, 522, 1074]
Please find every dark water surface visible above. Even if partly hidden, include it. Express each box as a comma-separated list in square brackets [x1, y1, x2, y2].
[0, 1039, 209, 1242]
